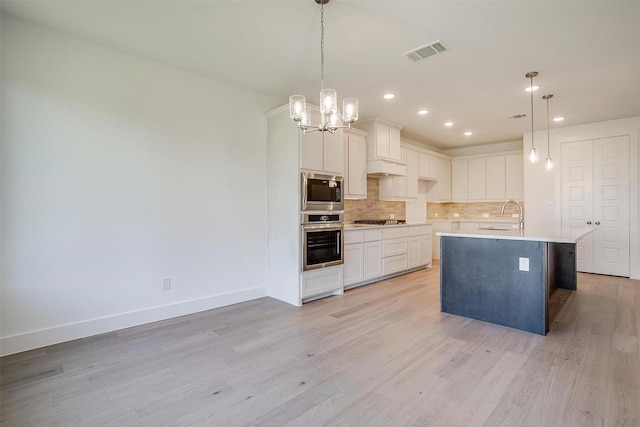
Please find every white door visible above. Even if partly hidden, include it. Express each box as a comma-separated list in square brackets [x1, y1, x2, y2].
[592, 136, 630, 276]
[561, 136, 630, 276]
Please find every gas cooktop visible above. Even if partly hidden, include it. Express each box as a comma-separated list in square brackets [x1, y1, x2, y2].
[353, 219, 406, 225]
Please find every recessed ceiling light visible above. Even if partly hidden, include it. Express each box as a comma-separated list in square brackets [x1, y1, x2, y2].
[525, 85, 540, 92]
[418, 109, 429, 115]
[464, 131, 473, 136]
[383, 93, 396, 100]
[553, 116, 565, 122]
[444, 121, 454, 127]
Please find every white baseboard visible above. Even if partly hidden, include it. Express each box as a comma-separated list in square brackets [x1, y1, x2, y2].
[0, 286, 268, 357]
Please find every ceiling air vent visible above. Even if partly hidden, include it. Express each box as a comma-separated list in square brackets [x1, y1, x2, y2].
[403, 40, 449, 62]
[508, 113, 528, 119]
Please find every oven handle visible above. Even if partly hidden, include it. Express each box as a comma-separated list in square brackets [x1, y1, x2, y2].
[302, 224, 344, 231]
[337, 230, 341, 255]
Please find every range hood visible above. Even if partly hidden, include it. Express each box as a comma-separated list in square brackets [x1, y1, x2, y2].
[366, 159, 407, 176]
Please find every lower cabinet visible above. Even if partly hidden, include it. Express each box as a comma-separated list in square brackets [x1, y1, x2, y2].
[345, 224, 432, 288]
[301, 265, 344, 299]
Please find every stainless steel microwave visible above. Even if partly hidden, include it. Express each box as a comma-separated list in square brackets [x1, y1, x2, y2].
[301, 172, 343, 211]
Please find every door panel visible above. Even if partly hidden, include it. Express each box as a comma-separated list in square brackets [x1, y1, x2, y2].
[592, 136, 629, 276]
[562, 141, 594, 272]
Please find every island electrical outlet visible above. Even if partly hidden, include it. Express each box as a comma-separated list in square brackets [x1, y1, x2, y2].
[519, 257, 529, 272]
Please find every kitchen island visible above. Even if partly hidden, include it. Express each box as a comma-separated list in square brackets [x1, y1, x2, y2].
[437, 226, 594, 335]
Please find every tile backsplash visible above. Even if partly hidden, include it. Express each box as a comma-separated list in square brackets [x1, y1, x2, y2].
[427, 201, 525, 220]
[344, 178, 524, 223]
[344, 178, 405, 223]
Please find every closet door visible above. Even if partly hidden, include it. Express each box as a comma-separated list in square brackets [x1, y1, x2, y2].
[561, 136, 630, 276]
[561, 141, 594, 272]
[592, 136, 630, 276]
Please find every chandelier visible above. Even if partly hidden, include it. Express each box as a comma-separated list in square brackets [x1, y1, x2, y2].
[289, 0, 358, 134]
[525, 71, 540, 164]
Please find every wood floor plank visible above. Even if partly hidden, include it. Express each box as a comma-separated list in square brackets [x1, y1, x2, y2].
[1, 266, 639, 426]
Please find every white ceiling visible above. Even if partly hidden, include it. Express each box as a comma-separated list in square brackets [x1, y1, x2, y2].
[2, 0, 639, 150]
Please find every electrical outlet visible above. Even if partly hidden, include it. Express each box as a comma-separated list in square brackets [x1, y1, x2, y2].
[453, 213, 460, 218]
[512, 214, 519, 218]
[519, 257, 529, 272]
[483, 213, 489, 218]
[435, 213, 438, 218]
[548, 197, 553, 204]
[162, 278, 171, 290]
[390, 214, 395, 219]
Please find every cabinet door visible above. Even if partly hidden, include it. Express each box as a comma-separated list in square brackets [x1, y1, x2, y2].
[375, 123, 390, 158]
[323, 129, 345, 175]
[486, 156, 506, 200]
[344, 243, 364, 285]
[418, 153, 430, 179]
[451, 159, 468, 200]
[468, 158, 486, 200]
[300, 129, 323, 172]
[420, 235, 432, 265]
[363, 241, 383, 280]
[407, 236, 422, 269]
[429, 157, 439, 180]
[388, 126, 401, 160]
[505, 154, 524, 199]
[438, 158, 452, 200]
[345, 132, 367, 199]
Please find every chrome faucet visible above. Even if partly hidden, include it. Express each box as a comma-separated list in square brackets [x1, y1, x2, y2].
[500, 199, 524, 229]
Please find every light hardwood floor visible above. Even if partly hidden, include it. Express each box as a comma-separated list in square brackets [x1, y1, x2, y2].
[1, 266, 639, 426]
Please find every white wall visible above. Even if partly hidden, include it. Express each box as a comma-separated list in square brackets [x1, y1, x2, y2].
[523, 116, 640, 279]
[0, 15, 279, 355]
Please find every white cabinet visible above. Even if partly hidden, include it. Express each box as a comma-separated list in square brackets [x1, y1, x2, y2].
[427, 158, 451, 201]
[505, 154, 524, 199]
[451, 159, 468, 200]
[344, 225, 431, 288]
[468, 158, 486, 200]
[300, 265, 343, 299]
[379, 148, 418, 200]
[451, 154, 524, 201]
[486, 156, 506, 200]
[418, 153, 439, 181]
[357, 119, 406, 176]
[344, 129, 367, 199]
[300, 109, 344, 175]
[363, 240, 383, 280]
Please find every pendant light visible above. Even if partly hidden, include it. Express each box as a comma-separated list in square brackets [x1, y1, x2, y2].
[542, 94, 554, 171]
[525, 72, 539, 163]
[289, 0, 358, 134]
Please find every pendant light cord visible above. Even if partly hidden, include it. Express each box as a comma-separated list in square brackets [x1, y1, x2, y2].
[530, 74, 534, 149]
[546, 96, 550, 153]
[320, 1, 325, 92]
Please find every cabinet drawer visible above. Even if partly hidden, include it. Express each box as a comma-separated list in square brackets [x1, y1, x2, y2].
[383, 237, 408, 257]
[364, 229, 383, 242]
[345, 230, 364, 244]
[301, 266, 343, 298]
[383, 254, 408, 275]
[408, 225, 422, 237]
[383, 227, 408, 240]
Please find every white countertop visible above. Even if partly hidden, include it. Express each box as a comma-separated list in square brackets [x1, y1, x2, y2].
[436, 226, 595, 243]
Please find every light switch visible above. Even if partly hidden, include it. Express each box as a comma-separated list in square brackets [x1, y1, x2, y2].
[519, 257, 529, 272]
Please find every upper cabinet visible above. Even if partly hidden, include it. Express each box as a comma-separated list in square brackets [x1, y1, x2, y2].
[356, 119, 406, 176]
[300, 108, 344, 175]
[450, 153, 524, 201]
[418, 153, 439, 181]
[379, 148, 418, 200]
[344, 128, 368, 199]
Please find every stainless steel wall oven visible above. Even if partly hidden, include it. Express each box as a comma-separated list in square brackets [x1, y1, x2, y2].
[301, 213, 344, 271]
